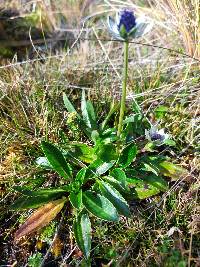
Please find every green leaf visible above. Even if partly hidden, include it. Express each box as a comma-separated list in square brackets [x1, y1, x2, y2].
[123, 114, 143, 124]
[123, 114, 145, 139]
[41, 141, 72, 180]
[67, 142, 96, 163]
[133, 175, 168, 199]
[69, 190, 82, 209]
[99, 181, 130, 217]
[103, 176, 129, 197]
[76, 168, 87, 184]
[63, 92, 80, 118]
[13, 186, 69, 196]
[82, 191, 119, 221]
[118, 143, 137, 168]
[101, 103, 120, 131]
[143, 142, 155, 152]
[73, 211, 91, 258]
[132, 100, 142, 114]
[63, 93, 92, 137]
[119, 24, 128, 39]
[154, 105, 168, 119]
[127, 177, 144, 187]
[128, 26, 138, 38]
[159, 161, 188, 181]
[81, 90, 97, 130]
[36, 157, 53, 170]
[134, 186, 160, 199]
[91, 130, 100, 143]
[95, 143, 118, 162]
[110, 168, 127, 188]
[142, 163, 159, 176]
[143, 175, 168, 192]
[86, 100, 97, 129]
[87, 159, 115, 177]
[101, 128, 116, 137]
[10, 195, 60, 210]
[98, 131, 118, 144]
[163, 139, 176, 146]
[96, 161, 115, 175]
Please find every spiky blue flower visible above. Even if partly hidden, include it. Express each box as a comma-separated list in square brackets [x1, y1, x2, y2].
[118, 10, 136, 37]
[107, 9, 153, 41]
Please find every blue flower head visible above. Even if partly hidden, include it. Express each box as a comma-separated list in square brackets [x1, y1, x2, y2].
[145, 127, 169, 144]
[118, 10, 136, 38]
[107, 9, 153, 41]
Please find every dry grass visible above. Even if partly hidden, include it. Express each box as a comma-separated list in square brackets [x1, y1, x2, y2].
[154, 0, 200, 60]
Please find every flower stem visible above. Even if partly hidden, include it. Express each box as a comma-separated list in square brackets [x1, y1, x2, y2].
[117, 41, 129, 139]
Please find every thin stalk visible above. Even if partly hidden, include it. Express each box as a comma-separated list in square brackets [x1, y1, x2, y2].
[101, 102, 120, 131]
[117, 41, 129, 139]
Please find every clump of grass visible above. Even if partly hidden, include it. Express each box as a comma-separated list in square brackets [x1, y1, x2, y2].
[154, 0, 200, 60]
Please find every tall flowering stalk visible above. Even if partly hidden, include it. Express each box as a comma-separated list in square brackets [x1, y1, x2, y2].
[117, 40, 129, 138]
[107, 9, 153, 140]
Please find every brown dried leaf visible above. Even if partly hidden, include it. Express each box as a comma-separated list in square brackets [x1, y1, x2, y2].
[15, 197, 66, 240]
